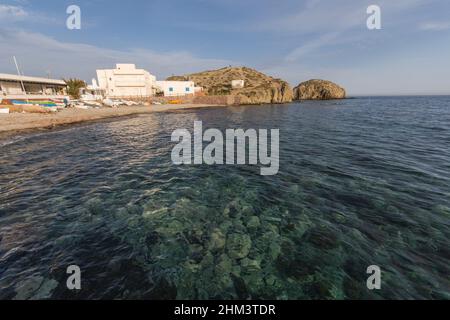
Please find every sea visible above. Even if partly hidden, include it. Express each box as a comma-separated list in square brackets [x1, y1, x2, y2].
[0, 96, 449, 300]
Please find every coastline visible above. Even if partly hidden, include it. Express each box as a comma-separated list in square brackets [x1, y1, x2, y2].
[0, 104, 226, 139]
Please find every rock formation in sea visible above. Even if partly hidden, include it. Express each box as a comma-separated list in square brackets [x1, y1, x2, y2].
[293, 79, 346, 100]
[167, 66, 293, 105]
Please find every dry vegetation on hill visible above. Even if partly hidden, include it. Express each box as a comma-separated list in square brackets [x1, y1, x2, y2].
[168, 66, 293, 105]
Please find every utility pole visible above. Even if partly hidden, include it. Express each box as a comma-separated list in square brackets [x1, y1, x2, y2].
[13, 56, 28, 102]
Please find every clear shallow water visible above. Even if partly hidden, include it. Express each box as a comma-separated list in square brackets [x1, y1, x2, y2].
[0, 97, 449, 300]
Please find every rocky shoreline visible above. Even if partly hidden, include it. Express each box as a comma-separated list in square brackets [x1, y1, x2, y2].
[168, 67, 293, 105]
[169, 67, 346, 104]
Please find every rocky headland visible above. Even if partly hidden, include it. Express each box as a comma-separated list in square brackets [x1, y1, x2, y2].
[168, 66, 293, 105]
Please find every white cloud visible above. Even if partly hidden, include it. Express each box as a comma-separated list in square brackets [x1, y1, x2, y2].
[285, 32, 340, 62]
[277, 0, 431, 62]
[0, 28, 235, 81]
[259, 0, 428, 34]
[0, 4, 28, 20]
[0, 3, 65, 27]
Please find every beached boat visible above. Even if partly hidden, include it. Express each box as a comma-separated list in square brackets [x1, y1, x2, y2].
[10, 98, 67, 108]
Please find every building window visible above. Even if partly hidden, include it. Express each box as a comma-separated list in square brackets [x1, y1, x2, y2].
[186, 87, 190, 92]
[169, 87, 174, 92]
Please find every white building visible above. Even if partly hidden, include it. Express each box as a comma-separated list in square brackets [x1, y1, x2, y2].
[231, 80, 245, 89]
[156, 80, 196, 97]
[0, 73, 68, 100]
[96, 64, 157, 98]
[80, 79, 105, 101]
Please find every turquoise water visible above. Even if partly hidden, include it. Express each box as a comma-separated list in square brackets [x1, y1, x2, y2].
[0, 97, 449, 300]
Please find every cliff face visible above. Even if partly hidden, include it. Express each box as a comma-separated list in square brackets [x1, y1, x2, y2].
[167, 67, 293, 105]
[293, 80, 346, 100]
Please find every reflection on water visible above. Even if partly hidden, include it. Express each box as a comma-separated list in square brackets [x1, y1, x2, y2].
[0, 98, 449, 300]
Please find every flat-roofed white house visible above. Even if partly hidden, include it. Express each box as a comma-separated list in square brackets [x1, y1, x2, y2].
[96, 64, 157, 98]
[0, 73, 68, 100]
[156, 80, 196, 97]
[80, 79, 106, 101]
[231, 80, 245, 89]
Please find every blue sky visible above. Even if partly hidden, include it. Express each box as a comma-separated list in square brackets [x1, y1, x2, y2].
[0, 0, 449, 95]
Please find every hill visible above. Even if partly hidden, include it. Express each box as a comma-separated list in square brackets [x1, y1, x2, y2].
[167, 67, 293, 105]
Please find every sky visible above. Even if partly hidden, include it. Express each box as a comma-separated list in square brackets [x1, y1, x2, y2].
[0, 0, 449, 96]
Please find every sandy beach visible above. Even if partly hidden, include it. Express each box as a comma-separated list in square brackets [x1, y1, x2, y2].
[0, 104, 226, 138]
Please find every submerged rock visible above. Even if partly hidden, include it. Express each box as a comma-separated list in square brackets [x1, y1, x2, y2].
[224, 201, 242, 219]
[246, 216, 261, 230]
[231, 265, 242, 277]
[185, 226, 204, 245]
[208, 229, 226, 251]
[216, 254, 233, 274]
[293, 79, 346, 100]
[200, 251, 215, 269]
[227, 233, 252, 259]
[14, 276, 44, 300]
[36, 279, 59, 299]
[262, 222, 280, 234]
[184, 260, 202, 274]
[142, 207, 169, 219]
[265, 275, 277, 287]
[240, 258, 261, 274]
[156, 220, 184, 237]
[14, 277, 58, 300]
[216, 274, 234, 292]
[268, 242, 282, 260]
[219, 221, 233, 233]
[232, 219, 248, 233]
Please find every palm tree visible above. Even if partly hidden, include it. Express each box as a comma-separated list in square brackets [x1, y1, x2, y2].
[64, 78, 87, 99]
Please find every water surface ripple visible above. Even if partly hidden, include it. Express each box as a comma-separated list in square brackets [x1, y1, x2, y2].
[0, 97, 449, 299]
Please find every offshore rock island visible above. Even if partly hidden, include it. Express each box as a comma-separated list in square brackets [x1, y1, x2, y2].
[293, 79, 347, 100]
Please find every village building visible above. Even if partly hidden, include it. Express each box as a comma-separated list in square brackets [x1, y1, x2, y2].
[96, 64, 158, 98]
[155, 80, 197, 97]
[231, 80, 245, 89]
[80, 79, 106, 101]
[95, 64, 203, 99]
[0, 73, 68, 101]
